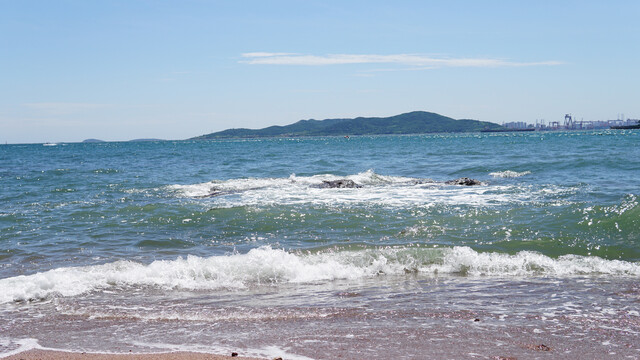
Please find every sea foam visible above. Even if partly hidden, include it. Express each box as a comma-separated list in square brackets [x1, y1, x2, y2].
[167, 170, 527, 208]
[489, 170, 531, 178]
[1, 246, 639, 304]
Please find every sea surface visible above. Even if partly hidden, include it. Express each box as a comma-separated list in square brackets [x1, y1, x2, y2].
[1, 131, 639, 359]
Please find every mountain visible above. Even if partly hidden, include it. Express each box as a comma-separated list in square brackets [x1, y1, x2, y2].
[191, 111, 504, 139]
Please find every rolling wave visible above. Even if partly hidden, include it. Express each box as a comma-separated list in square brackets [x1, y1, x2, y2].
[166, 170, 549, 208]
[2, 246, 638, 304]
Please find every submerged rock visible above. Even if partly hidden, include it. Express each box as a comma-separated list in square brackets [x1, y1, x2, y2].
[192, 187, 227, 198]
[318, 179, 363, 188]
[445, 177, 483, 186]
[194, 186, 264, 198]
[193, 190, 224, 198]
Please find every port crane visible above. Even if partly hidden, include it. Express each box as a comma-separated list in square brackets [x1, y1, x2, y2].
[564, 114, 573, 128]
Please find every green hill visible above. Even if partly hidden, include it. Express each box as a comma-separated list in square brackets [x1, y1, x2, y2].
[191, 111, 504, 139]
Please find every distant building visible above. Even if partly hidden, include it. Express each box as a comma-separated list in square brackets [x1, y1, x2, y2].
[503, 121, 528, 129]
[505, 116, 638, 131]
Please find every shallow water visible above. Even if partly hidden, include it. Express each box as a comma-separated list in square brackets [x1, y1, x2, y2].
[1, 131, 639, 358]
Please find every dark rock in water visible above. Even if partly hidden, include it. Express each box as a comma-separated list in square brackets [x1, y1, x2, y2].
[445, 177, 483, 186]
[192, 187, 227, 198]
[193, 185, 269, 199]
[231, 352, 238, 357]
[319, 179, 363, 188]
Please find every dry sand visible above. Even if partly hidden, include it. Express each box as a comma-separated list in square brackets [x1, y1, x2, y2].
[3, 350, 266, 360]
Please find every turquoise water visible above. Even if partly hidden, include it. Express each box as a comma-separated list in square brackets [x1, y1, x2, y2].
[1, 131, 639, 358]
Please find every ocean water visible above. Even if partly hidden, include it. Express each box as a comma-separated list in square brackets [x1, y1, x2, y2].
[1, 131, 639, 359]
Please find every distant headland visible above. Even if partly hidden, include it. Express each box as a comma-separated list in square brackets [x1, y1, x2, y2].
[190, 111, 504, 139]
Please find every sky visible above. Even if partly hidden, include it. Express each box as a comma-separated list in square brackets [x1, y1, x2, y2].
[1, 0, 639, 143]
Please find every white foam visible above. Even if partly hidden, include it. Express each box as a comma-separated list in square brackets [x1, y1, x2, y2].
[489, 170, 531, 178]
[167, 170, 525, 208]
[57, 305, 335, 322]
[436, 247, 640, 276]
[1, 246, 639, 304]
[168, 170, 418, 198]
[0, 338, 40, 358]
[254, 346, 316, 360]
[124, 342, 316, 360]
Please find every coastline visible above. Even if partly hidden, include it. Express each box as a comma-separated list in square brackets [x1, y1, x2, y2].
[3, 349, 265, 360]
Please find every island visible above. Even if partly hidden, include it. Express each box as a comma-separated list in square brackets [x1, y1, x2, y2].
[190, 111, 504, 139]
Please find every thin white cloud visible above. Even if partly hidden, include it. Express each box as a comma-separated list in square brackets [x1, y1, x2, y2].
[240, 53, 562, 68]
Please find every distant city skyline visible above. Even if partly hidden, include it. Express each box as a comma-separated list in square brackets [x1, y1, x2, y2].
[2, 0, 639, 143]
[503, 116, 639, 131]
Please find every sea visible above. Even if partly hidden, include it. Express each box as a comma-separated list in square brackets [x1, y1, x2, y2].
[1, 130, 639, 359]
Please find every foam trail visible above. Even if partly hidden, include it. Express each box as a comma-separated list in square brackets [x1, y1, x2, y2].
[166, 170, 536, 208]
[167, 170, 420, 197]
[1, 246, 639, 304]
[489, 170, 531, 178]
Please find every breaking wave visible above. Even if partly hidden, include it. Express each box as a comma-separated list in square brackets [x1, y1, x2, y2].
[167, 170, 419, 197]
[166, 170, 535, 208]
[2, 246, 638, 304]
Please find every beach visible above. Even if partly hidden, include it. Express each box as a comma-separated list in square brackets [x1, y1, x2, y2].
[4, 350, 262, 360]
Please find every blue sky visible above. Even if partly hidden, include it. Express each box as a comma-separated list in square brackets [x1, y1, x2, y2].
[1, 0, 639, 143]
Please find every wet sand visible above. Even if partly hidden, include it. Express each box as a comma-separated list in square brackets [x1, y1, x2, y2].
[3, 350, 265, 360]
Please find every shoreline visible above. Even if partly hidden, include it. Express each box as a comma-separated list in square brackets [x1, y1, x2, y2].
[2, 350, 266, 360]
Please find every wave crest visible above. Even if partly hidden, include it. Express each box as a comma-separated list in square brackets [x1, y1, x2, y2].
[165, 170, 527, 208]
[1, 246, 638, 304]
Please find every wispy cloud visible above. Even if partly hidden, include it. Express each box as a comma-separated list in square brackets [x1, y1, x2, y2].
[240, 53, 562, 68]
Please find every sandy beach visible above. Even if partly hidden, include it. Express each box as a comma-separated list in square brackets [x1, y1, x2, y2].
[3, 350, 265, 360]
